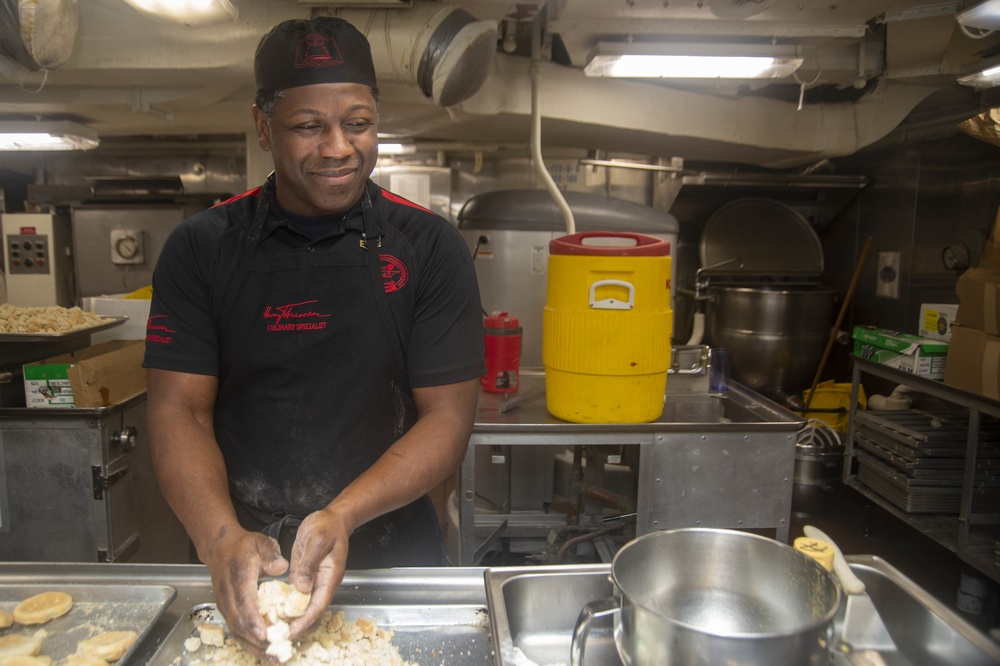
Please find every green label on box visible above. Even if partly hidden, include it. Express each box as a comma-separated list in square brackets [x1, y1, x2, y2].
[23, 363, 75, 407]
[22, 363, 71, 382]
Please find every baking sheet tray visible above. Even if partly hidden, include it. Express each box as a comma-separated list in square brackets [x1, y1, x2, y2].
[0, 582, 175, 664]
[148, 602, 492, 665]
[0, 315, 128, 342]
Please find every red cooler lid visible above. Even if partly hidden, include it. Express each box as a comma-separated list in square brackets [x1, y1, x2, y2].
[550, 231, 670, 256]
[484, 312, 519, 329]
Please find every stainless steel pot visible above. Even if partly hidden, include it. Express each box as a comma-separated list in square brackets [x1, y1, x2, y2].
[571, 528, 841, 666]
[705, 285, 837, 397]
[793, 442, 846, 516]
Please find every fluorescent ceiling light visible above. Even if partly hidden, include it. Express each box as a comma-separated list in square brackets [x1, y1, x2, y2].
[0, 121, 99, 151]
[958, 55, 1000, 89]
[584, 42, 804, 79]
[122, 0, 237, 25]
[957, 0, 1000, 30]
[378, 142, 416, 155]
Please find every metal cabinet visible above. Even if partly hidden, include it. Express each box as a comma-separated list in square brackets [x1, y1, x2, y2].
[0, 393, 190, 563]
[844, 356, 1000, 583]
[456, 373, 803, 565]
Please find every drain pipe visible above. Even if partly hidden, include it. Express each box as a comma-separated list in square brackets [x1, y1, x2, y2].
[529, 14, 575, 235]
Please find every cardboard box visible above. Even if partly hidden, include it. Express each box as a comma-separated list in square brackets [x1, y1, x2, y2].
[979, 206, 1000, 273]
[918, 303, 959, 342]
[82, 295, 151, 344]
[956, 268, 1000, 336]
[23, 340, 146, 408]
[944, 325, 1000, 400]
[852, 326, 949, 380]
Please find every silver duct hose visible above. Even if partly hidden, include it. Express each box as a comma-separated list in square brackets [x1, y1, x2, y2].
[0, 0, 79, 73]
[331, 0, 496, 107]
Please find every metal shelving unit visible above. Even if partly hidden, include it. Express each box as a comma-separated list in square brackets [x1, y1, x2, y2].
[845, 356, 1000, 583]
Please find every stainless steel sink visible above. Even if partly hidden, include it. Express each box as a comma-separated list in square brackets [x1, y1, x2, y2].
[835, 555, 1000, 666]
[485, 564, 620, 666]
[485, 556, 1000, 666]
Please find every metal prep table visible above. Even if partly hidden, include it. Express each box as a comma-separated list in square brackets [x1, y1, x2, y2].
[457, 371, 805, 565]
[0, 562, 493, 664]
[0, 392, 190, 563]
[2, 555, 998, 666]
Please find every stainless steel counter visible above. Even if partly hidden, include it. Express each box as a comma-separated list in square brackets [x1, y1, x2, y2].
[0, 562, 491, 664]
[459, 371, 804, 565]
[4, 555, 997, 666]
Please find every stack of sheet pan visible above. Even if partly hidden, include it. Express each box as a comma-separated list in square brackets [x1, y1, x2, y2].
[854, 408, 1000, 514]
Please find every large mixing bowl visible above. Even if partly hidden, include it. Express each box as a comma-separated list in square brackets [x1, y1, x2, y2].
[571, 528, 841, 666]
[706, 285, 838, 397]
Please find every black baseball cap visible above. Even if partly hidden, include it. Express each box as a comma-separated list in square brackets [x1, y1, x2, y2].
[254, 17, 377, 92]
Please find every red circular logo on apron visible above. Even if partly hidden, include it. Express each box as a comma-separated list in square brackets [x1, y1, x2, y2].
[380, 254, 408, 293]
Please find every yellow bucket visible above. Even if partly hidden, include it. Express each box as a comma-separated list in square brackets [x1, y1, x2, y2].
[543, 231, 672, 423]
[802, 380, 867, 432]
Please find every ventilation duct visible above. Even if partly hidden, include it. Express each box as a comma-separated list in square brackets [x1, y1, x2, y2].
[322, 0, 497, 107]
[0, 0, 79, 73]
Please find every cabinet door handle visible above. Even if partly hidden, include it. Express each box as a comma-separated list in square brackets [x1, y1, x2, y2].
[111, 426, 138, 453]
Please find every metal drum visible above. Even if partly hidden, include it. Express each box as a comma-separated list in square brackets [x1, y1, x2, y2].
[706, 285, 837, 396]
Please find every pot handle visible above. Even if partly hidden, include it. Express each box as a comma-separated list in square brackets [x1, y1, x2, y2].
[570, 596, 620, 666]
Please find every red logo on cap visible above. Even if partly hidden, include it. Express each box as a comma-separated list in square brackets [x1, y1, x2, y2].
[295, 33, 345, 69]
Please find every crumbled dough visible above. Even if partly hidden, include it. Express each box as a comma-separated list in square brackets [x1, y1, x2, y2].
[0, 305, 106, 335]
[264, 622, 294, 664]
[184, 611, 418, 666]
[183, 636, 203, 653]
[197, 624, 225, 648]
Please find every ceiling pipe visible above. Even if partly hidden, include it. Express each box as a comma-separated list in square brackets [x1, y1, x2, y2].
[323, 0, 496, 107]
[530, 11, 575, 235]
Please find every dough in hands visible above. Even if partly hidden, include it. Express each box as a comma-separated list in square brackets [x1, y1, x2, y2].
[76, 630, 137, 662]
[0, 611, 12, 629]
[0, 630, 47, 658]
[12, 592, 72, 626]
[256, 580, 312, 664]
[256, 580, 311, 624]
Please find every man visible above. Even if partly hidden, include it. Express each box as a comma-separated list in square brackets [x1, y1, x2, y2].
[144, 17, 484, 657]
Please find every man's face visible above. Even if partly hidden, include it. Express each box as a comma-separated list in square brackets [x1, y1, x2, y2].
[253, 82, 378, 216]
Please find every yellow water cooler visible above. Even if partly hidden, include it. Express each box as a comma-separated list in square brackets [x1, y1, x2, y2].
[543, 231, 672, 423]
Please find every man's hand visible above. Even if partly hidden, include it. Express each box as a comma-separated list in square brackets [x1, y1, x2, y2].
[202, 527, 289, 658]
[284, 505, 353, 638]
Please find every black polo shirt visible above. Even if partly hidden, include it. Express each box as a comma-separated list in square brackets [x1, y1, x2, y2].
[144, 179, 484, 521]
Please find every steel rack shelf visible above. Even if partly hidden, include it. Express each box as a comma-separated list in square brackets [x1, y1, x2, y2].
[845, 356, 1000, 584]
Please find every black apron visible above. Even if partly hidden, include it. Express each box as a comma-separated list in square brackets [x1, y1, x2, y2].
[209, 178, 444, 567]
